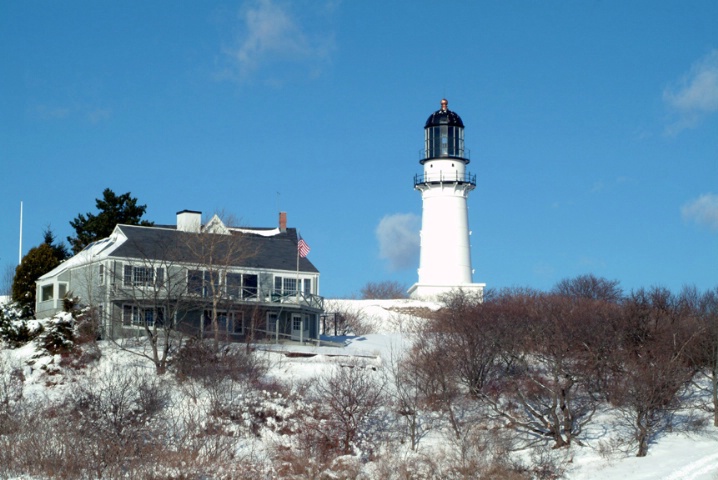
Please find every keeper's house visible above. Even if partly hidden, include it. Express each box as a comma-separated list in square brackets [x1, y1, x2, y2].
[35, 211, 323, 343]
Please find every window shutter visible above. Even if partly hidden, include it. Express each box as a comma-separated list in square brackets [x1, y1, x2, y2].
[124, 265, 132, 286]
[111, 261, 119, 286]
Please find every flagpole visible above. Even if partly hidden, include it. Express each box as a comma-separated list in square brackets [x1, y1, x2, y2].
[19, 201, 23, 265]
[296, 231, 300, 302]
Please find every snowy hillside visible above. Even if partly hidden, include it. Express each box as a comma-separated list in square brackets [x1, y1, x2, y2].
[1, 298, 717, 479]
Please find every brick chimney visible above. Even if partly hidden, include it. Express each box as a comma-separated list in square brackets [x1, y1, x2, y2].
[279, 212, 287, 232]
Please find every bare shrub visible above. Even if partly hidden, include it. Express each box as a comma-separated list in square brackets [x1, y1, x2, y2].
[74, 305, 101, 344]
[323, 300, 374, 336]
[64, 364, 171, 476]
[382, 345, 442, 451]
[370, 451, 442, 480]
[0, 357, 24, 436]
[360, 280, 408, 299]
[174, 337, 267, 387]
[312, 361, 387, 456]
[0, 363, 176, 479]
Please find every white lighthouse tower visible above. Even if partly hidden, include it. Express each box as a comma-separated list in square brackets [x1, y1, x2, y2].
[408, 99, 486, 300]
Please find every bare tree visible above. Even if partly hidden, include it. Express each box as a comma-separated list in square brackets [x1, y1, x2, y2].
[360, 280, 408, 299]
[682, 285, 718, 426]
[104, 233, 198, 374]
[611, 287, 698, 456]
[481, 294, 600, 448]
[406, 330, 466, 439]
[700, 287, 718, 427]
[183, 213, 257, 351]
[383, 344, 440, 450]
[552, 274, 623, 303]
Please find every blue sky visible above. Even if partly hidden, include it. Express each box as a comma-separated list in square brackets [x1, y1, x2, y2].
[1, 1, 717, 298]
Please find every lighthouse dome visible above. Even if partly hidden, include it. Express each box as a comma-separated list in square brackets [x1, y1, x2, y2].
[425, 99, 464, 128]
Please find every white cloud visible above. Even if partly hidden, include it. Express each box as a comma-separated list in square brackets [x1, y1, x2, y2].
[663, 50, 718, 134]
[226, 0, 334, 81]
[681, 193, 718, 231]
[376, 213, 420, 271]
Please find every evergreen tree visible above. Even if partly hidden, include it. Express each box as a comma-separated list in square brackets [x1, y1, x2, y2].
[43, 227, 70, 262]
[11, 228, 68, 317]
[68, 188, 153, 253]
[12, 243, 62, 317]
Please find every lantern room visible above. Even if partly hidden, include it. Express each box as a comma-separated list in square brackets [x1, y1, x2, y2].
[422, 98, 468, 163]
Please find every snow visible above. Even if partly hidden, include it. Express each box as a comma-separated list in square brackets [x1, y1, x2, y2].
[230, 227, 281, 237]
[570, 435, 718, 480]
[2, 298, 717, 479]
[37, 231, 125, 280]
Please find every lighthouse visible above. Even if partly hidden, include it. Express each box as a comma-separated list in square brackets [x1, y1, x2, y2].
[408, 99, 486, 300]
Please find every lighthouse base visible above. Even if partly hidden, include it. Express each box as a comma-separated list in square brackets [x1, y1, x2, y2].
[408, 282, 486, 302]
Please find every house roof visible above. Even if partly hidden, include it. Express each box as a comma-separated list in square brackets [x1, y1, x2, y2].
[39, 221, 319, 282]
[110, 224, 319, 273]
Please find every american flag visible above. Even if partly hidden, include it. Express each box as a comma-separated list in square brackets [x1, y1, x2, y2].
[297, 236, 310, 258]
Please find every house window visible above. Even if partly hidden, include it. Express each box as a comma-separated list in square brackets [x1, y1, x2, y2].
[99, 264, 104, 285]
[123, 265, 164, 288]
[243, 274, 258, 297]
[203, 310, 243, 334]
[187, 270, 223, 297]
[226, 273, 242, 298]
[41, 285, 54, 302]
[232, 311, 244, 334]
[58, 283, 67, 299]
[188, 269, 204, 296]
[225, 273, 258, 299]
[205, 270, 222, 296]
[274, 276, 298, 295]
[303, 279, 311, 294]
[283, 278, 297, 295]
[123, 305, 165, 327]
[292, 315, 302, 331]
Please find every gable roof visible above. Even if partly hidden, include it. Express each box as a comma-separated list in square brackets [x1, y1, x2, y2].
[110, 224, 319, 273]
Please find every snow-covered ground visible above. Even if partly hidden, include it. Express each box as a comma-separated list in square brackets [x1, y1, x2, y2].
[2, 298, 717, 479]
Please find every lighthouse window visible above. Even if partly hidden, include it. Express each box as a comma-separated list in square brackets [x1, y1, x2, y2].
[440, 126, 448, 155]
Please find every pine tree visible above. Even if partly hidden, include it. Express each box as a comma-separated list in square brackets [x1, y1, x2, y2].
[12, 243, 61, 317]
[11, 228, 70, 318]
[43, 227, 70, 261]
[67, 188, 153, 253]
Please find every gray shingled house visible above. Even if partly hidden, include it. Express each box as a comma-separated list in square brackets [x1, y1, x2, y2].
[35, 210, 323, 343]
